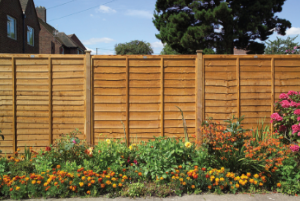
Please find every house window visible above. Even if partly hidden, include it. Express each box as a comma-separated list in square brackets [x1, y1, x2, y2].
[7, 15, 17, 40]
[60, 47, 64, 54]
[27, 26, 34, 46]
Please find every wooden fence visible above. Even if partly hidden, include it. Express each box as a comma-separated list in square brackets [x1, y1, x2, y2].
[0, 54, 87, 154]
[1, 52, 300, 154]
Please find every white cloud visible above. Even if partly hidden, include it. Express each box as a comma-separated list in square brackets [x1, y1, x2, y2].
[286, 27, 300, 35]
[151, 41, 164, 49]
[126, 10, 153, 18]
[98, 5, 116, 13]
[83, 37, 114, 45]
[86, 47, 96, 55]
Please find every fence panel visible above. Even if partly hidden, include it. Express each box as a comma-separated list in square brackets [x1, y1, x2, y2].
[0, 54, 86, 154]
[91, 55, 198, 145]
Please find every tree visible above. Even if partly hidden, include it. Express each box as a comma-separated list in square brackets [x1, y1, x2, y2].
[115, 40, 153, 55]
[153, 0, 291, 54]
[264, 36, 299, 54]
[160, 44, 180, 54]
[160, 44, 215, 54]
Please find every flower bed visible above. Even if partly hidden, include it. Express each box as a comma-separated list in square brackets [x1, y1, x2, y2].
[0, 92, 300, 199]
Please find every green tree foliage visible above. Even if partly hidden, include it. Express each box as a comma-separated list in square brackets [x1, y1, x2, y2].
[264, 36, 299, 54]
[115, 40, 154, 55]
[160, 44, 215, 54]
[153, 0, 291, 54]
[160, 44, 180, 54]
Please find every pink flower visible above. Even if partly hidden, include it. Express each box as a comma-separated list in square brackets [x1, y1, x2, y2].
[280, 100, 290, 108]
[290, 144, 300, 152]
[288, 91, 298, 96]
[297, 103, 300, 108]
[279, 93, 289, 99]
[298, 132, 300, 137]
[294, 46, 297, 50]
[73, 140, 76, 144]
[270, 113, 283, 121]
[270, 119, 273, 123]
[292, 124, 300, 134]
[279, 125, 287, 132]
[285, 50, 288, 52]
[295, 109, 300, 115]
[134, 159, 138, 165]
[290, 101, 298, 107]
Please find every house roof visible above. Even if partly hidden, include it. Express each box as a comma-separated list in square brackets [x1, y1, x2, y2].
[68, 34, 86, 51]
[56, 32, 78, 48]
[19, 0, 28, 11]
[38, 18, 56, 34]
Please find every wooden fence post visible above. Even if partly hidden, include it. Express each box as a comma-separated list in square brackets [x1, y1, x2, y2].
[160, 57, 164, 137]
[271, 58, 275, 135]
[196, 50, 204, 145]
[12, 57, 16, 153]
[48, 57, 52, 146]
[236, 57, 240, 118]
[126, 57, 129, 147]
[85, 50, 92, 146]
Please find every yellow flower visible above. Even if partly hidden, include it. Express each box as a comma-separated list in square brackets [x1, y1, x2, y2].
[160, 177, 164, 180]
[220, 178, 225, 182]
[185, 142, 192, 148]
[182, 182, 186, 185]
[44, 183, 48, 187]
[112, 183, 117, 188]
[106, 175, 110, 179]
[254, 174, 259, 179]
[82, 176, 86, 180]
[235, 184, 239, 188]
[32, 180, 36, 185]
[215, 178, 220, 182]
[16, 186, 20, 191]
[186, 177, 190, 180]
[25, 177, 29, 181]
[129, 146, 133, 151]
[106, 180, 111, 185]
[179, 178, 183, 182]
[118, 183, 123, 187]
[254, 181, 258, 185]
[106, 139, 111, 144]
[79, 182, 84, 187]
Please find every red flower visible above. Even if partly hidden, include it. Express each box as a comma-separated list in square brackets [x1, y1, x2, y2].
[46, 146, 51, 152]
[201, 167, 206, 171]
[193, 174, 198, 179]
[205, 174, 210, 179]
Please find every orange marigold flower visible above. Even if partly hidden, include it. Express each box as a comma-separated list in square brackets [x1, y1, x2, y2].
[87, 191, 91, 195]
[208, 185, 212, 189]
[277, 183, 281, 188]
[118, 183, 123, 187]
[138, 172, 142, 176]
[191, 185, 195, 189]
[178, 165, 182, 169]
[56, 165, 61, 169]
[101, 184, 105, 188]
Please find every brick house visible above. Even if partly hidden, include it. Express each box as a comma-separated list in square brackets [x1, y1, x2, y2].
[0, 0, 40, 53]
[36, 6, 86, 54]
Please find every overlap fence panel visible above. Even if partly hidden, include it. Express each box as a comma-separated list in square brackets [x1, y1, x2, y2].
[0, 54, 86, 154]
[91, 55, 198, 145]
[203, 55, 300, 131]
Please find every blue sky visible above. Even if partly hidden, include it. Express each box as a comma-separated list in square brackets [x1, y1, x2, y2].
[34, 0, 300, 55]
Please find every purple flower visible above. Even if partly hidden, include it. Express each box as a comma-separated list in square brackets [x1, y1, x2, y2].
[280, 100, 290, 108]
[292, 124, 300, 134]
[292, 50, 295, 53]
[279, 93, 289, 99]
[285, 50, 288, 52]
[270, 113, 283, 121]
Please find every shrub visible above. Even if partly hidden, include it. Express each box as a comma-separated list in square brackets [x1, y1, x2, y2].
[135, 137, 196, 180]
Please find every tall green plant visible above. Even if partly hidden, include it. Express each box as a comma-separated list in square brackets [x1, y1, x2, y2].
[252, 117, 271, 142]
[175, 106, 188, 142]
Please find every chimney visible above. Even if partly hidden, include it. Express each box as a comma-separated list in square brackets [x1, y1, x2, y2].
[36, 6, 46, 22]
